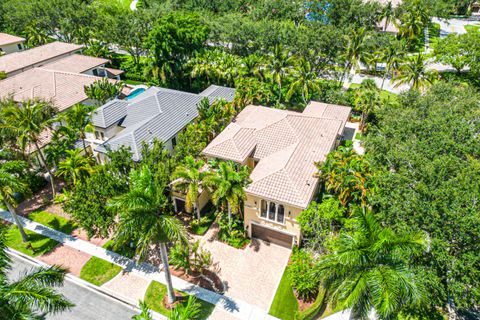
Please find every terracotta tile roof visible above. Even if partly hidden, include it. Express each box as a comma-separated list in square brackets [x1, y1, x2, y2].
[0, 33, 25, 46]
[203, 103, 351, 208]
[0, 41, 83, 75]
[43, 54, 108, 73]
[105, 67, 124, 76]
[0, 68, 113, 112]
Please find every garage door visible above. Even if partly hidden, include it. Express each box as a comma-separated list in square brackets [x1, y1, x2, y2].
[251, 224, 293, 248]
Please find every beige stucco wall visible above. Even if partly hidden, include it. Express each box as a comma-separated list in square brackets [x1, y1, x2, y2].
[243, 193, 304, 245]
[171, 189, 210, 213]
[0, 41, 24, 55]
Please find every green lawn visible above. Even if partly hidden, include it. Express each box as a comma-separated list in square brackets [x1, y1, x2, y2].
[80, 257, 122, 286]
[269, 267, 299, 320]
[103, 240, 136, 259]
[5, 225, 59, 257]
[144, 281, 215, 319]
[28, 211, 77, 235]
[465, 25, 480, 33]
[348, 83, 398, 102]
[428, 23, 441, 48]
[190, 204, 217, 236]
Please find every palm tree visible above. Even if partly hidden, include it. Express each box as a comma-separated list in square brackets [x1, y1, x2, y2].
[0, 226, 74, 317]
[381, 41, 406, 90]
[61, 104, 95, 154]
[84, 79, 125, 106]
[0, 161, 28, 242]
[240, 54, 265, 80]
[56, 149, 94, 186]
[205, 161, 250, 225]
[169, 296, 201, 320]
[342, 28, 368, 80]
[266, 44, 295, 103]
[354, 80, 382, 133]
[394, 54, 437, 91]
[107, 165, 188, 304]
[317, 209, 428, 319]
[379, 2, 394, 31]
[132, 301, 153, 320]
[286, 56, 322, 105]
[319, 146, 374, 207]
[0, 100, 57, 195]
[172, 156, 209, 220]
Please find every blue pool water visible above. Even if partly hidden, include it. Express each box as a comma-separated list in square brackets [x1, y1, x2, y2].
[126, 88, 146, 100]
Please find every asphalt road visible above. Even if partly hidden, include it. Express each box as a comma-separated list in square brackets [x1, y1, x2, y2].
[8, 254, 138, 320]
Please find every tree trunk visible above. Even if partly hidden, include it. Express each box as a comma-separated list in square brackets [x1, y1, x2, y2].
[194, 203, 200, 220]
[381, 65, 390, 90]
[34, 141, 56, 196]
[5, 201, 28, 242]
[160, 242, 176, 304]
[360, 112, 367, 133]
[227, 202, 232, 225]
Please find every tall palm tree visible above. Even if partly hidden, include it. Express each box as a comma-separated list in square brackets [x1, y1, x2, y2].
[107, 165, 187, 304]
[267, 44, 295, 103]
[381, 41, 406, 90]
[0, 225, 74, 318]
[354, 80, 382, 133]
[56, 149, 94, 186]
[0, 100, 57, 195]
[172, 156, 209, 220]
[394, 54, 437, 91]
[317, 209, 428, 319]
[379, 2, 394, 31]
[240, 54, 265, 80]
[0, 161, 28, 242]
[205, 161, 250, 225]
[61, 104, 95, 154]
[342, 28, 368, 80]
[286, 56, 321, 105]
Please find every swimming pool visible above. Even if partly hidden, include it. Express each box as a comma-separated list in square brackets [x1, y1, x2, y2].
[126, 87, 146, 101]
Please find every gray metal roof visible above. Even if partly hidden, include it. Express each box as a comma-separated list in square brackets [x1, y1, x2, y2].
[199, 85, 236, 102]
[95, 85, 235, 161]
[91, 99, 129, 128]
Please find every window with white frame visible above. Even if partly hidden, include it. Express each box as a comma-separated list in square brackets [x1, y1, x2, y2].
[260, 200, 285, 224]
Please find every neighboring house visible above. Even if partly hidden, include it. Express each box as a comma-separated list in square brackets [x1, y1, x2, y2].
[0, 33, 26, 55]
[201, 102, 351, 248]
[376, 18, 399, 34]
[0, 41, 124, 160]
[90, 85, 236, 163]
[0, 41, 83, 77]
[0, 67, 114, 112]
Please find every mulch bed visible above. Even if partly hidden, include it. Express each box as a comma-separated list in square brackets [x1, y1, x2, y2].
[170, 267, 224, 294]
[16, 180, 66, 217]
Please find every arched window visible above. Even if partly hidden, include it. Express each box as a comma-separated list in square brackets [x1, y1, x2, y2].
[277, 205, 285, 223]
[261, 200, 267, 218]
[268, 202, 276, 220]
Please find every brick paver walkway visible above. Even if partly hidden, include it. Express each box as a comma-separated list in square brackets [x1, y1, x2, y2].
[37, 244, 91, 277]
[0, 210, 280, 320]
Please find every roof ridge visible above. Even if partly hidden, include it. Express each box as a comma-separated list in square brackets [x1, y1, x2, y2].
[36, 67, 105, 79]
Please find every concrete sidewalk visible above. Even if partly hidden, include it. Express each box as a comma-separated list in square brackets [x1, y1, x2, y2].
[0, 210, 278, 320]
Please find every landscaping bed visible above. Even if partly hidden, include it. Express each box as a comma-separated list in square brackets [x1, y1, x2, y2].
[79, 256, 122, 286]
[170, 267, 224, 293]
[144, 281, 215, 319]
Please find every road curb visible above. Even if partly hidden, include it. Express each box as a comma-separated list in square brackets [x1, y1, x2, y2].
[7, 248, 166, 320]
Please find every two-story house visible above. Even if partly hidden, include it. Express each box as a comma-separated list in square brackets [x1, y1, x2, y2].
[90, 85, 236, 163]
[202, 102, 351, 248]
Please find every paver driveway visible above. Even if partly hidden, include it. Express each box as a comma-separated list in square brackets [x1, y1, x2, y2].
[195, 224, 291, 311]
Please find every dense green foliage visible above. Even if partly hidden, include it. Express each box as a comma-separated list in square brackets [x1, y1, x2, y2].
[366, 83, 480, 313]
